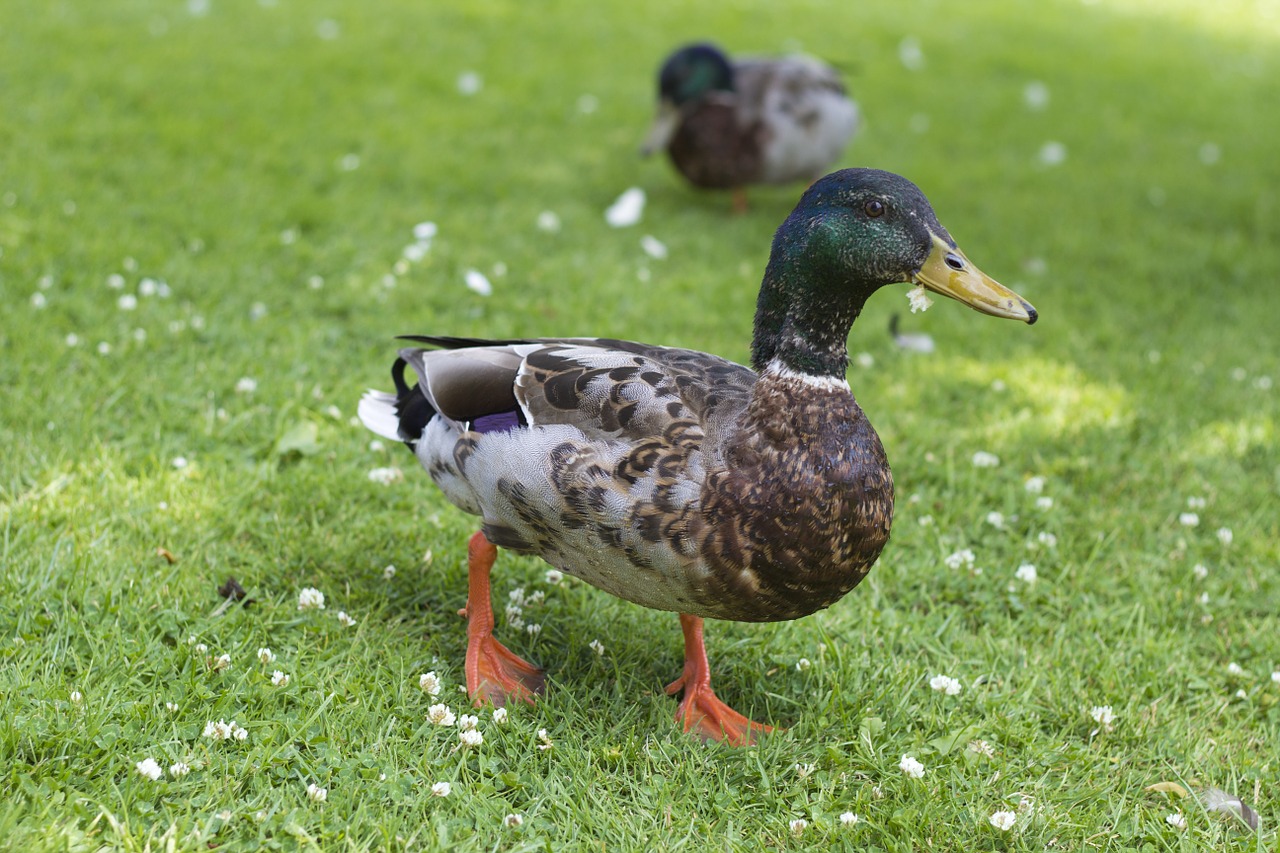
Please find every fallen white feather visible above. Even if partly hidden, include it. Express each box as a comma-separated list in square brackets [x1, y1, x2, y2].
[605, 188, 645, 228]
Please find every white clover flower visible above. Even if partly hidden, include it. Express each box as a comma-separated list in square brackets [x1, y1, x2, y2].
[431, 781, 451, 797]
[899, 755, 925, 778]
[1015, 563, 1038, 584]
[968, 739, 995, 757]
[459, 728, 483, 747]
[31, 292, 48, 309]
[989, 810, 1016, 831]
[1089, 705, 1115, 727]
[456, 71, 482, 95]
[1179, 512, 1200, 527]
[172, 456, 189, 469]
[1272, 671, 1280, 685]
[796, 657, 812, 672]
[69, 690, 83, 704]
[257, 647, 276, 664]
[383, 564, 396, 580]
[336, 611, 357, 628]
[536, 210, 562, 233]
[204, 720, 232, 740]
[232, 723, 249, 741]
[135, 758, 163, 781]
[235, 377, 258, 394]
[1035, 496, 1054, 511]
[789, 818, 808, 836]
[526, 623, 541, 636]
[297, 587, 326, 610]
[428, 704, 456, 727]
[271, 671, 289, 687]
[1166, 812, 1186, 830]
[794, 762, 815, 779]
[1025, 476, 1046, 493]
[537, 728, 553, 750]
[1227, 662, 1246, 676]
[169, 761, 191, 777]
[212, 653, 232, 671]
[107, 273, 126, 289]
[504, 813, 524, 827]
[589, 639, 605, 656]
[194, 643, 208, 654]
[1037, 141, 1067, 166]
[525, 590, 545, 606]
[457, 714, 479, 732]
[1198, 592, 1210, 605]
[945, 548, 976, 570]
[1036, 531, 1057, 549]
[118, 294, 138, 311]
[1193, 563, 1208, 580]
[1216, 527, 1233, 546]
[165, 701, 179, 712]
[306, 783, 327, 802]
[854, 351, 875, 368]
[839, 811, 860, 826]
[419, 672, 441, 696]
[918, 514, 934, 527]
[971, 451, 1000, 468]
[907, 285, 933, 313]
[368, 466, 403, 485]
[929, 674, 962, 696]
[544, 568, 564, 584]
[985, 511, 1004, 528]
[1186, 496, 1206, 509]
[1235, 689, 1248, 700]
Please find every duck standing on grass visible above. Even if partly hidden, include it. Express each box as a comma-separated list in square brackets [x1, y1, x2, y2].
[359, 168, 1037, 745]
[641, 42, 860, 212]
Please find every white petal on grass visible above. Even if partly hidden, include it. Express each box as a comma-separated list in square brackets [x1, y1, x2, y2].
[640, 235, 668, 260]
[907, 284, 933, 313]
[898, 36, 925, 70]
[605, 187, 646, 228]
[368, 467, 403, 485]
[1037, 141, 1068, 166]
[989, 810, 1017, 831]
[1023, 81, 1050, 110]
[464, 269, 493, 297]
[536, 210, 561, 233]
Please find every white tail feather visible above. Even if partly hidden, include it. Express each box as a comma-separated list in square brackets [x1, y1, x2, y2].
[358, 390, 402, 441]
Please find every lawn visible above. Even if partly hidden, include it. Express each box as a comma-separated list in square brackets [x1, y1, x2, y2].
[1, 0, 1278, 849]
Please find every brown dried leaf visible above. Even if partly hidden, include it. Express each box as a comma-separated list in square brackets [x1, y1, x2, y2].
[156, 547, 177, 564]
[1145, 781, 1190, 799]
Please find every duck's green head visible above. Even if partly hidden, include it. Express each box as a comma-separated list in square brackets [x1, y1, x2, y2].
[641, 43, 734, 156]
[752, 168, 1037, 376]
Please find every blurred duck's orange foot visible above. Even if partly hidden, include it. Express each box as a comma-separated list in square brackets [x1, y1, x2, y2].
[665, 613, 773, 746]
[463, 531, 545, 707]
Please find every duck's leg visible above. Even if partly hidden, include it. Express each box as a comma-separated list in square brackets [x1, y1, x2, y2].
[462, 531, 545, 707]
[665, 613, 772, 746]
[731, 188, 749, 215]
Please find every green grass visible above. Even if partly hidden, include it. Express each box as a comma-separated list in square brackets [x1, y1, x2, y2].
[2, 0, 1279, 849]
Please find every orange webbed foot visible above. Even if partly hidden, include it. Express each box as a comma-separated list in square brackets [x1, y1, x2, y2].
[666, 613, 774, 746]
[463, 531, 545, 708]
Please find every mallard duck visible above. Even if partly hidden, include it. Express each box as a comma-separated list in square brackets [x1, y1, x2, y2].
[641, 42, 860, 211]
[358, 168, 1036, 745]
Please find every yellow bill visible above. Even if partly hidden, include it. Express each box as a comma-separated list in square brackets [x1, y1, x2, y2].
[913, 233, 1038, 324]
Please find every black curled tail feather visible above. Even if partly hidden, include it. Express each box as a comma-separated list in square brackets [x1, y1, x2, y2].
[392, 357, 436, 445]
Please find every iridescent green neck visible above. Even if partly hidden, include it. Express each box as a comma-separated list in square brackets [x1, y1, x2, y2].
[749, 231, 872, 379]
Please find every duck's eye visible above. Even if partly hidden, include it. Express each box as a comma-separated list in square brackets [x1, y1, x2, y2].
[944, 253, 965, 271]
[864, 200, 885, 218]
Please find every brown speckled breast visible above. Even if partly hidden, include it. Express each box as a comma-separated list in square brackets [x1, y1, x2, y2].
[691, 373, 893, 621]
[667, 100, 765, 189]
